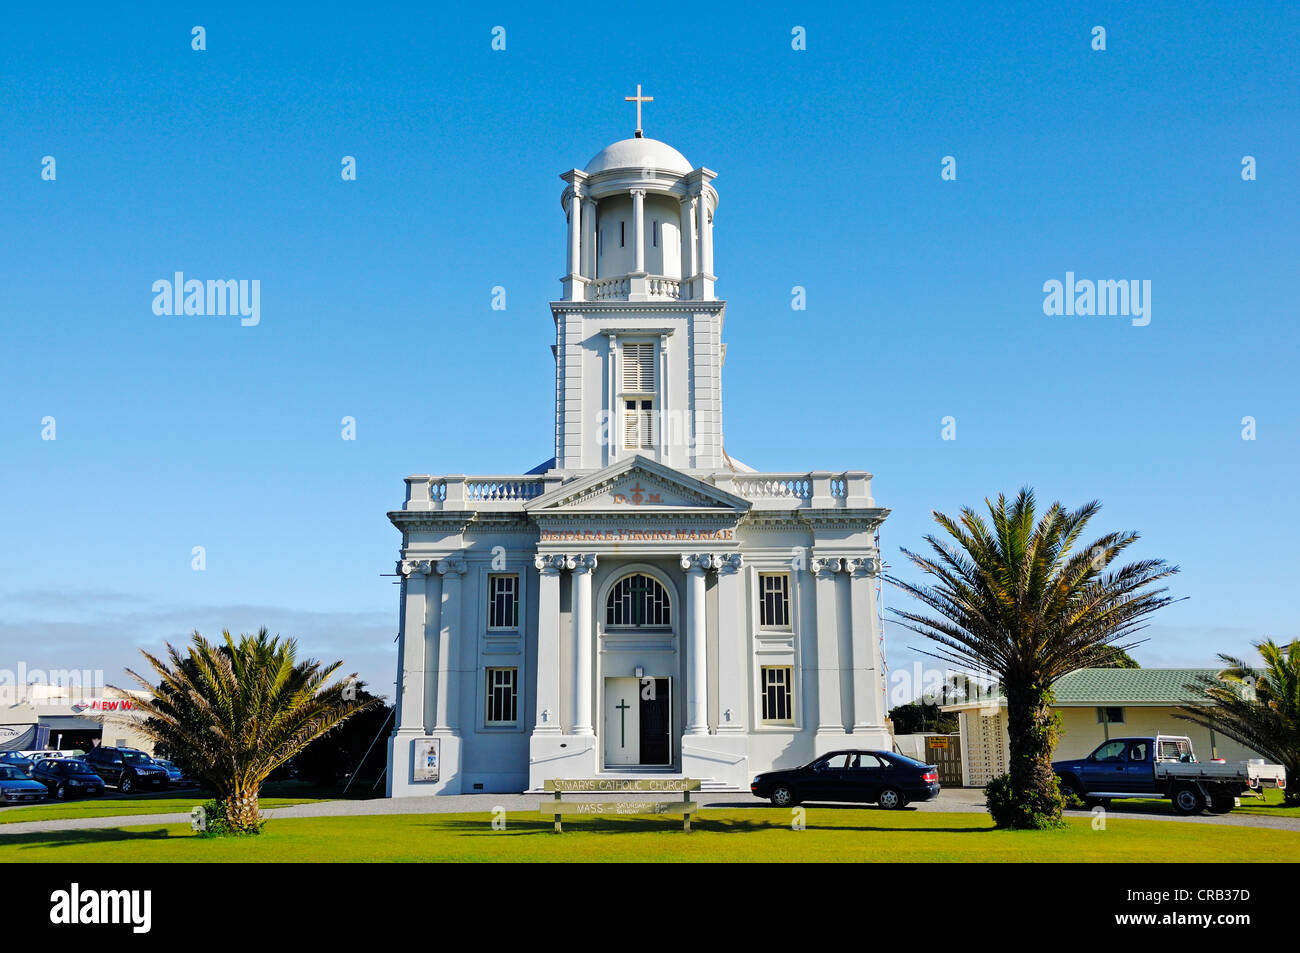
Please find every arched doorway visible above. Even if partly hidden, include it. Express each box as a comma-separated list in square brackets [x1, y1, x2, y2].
[600, 569, 677, 768]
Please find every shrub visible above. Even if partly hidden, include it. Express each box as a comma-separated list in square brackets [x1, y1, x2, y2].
[195, 798, 265, 838]
[984, 773, 1067, 830]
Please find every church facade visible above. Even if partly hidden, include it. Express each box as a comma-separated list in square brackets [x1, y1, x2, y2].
[387, 109, 890, 795]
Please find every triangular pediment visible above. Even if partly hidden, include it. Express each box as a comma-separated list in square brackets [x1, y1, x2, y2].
[524, 456, 750, 513]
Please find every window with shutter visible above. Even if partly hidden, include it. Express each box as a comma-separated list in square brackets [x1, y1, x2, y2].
[621, 343, 655, 450]
[622, 343, 654, 392]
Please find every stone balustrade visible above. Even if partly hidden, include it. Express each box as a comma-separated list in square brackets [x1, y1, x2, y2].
[399, 470, 873, 512]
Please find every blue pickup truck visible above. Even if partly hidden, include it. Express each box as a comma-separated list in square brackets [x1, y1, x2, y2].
[1053, 735, 1286, 815]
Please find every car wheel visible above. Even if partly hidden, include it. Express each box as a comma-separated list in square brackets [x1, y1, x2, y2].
[877, 787, 906, 810]
[770, 785, 797, 808]
[1207, 794, 1236, 814]
[55, 784, 67, 800]
[119, 775, 134, 794]
[1059, 777, 1085, 807]
[1172, 786, 1206, 815]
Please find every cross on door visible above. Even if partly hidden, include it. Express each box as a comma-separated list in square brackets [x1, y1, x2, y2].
[616, 699, 630, 748]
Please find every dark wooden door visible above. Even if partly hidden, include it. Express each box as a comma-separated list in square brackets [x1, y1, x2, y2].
[638, 678, 671, 766]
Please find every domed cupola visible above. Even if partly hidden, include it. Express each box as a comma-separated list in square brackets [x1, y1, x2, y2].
[559, 86, 718, 303]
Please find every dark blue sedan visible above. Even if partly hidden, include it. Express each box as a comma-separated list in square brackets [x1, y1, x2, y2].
[0, 765, 48, 804]
[32, 758, 105, 799]
[751, 750, 941, 809]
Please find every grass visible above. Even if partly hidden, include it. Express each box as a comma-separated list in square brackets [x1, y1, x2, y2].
[0, 794, 320, 825]
[1, 808, 1298, 862]
[1092, 786, 1299, 819]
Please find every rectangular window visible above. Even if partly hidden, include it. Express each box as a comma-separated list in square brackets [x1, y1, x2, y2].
[485, 668, 518, 725]
[761, 666, 794, 724]
[621, 342, 655, 450]
[487, 574, 518, 630]
[622, 342, 654, 391]
[758, 573, 791, 629]
[620, 221, 625, 247]
[623, 399, 653, 449]
[652, 220, 658, 248]
[1096, 706, 1125, 725]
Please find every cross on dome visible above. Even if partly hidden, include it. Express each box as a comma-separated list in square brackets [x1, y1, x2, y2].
[624, 84, 653, 138]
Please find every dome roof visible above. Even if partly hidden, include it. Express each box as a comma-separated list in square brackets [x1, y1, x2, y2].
[584, 137, 692, 175]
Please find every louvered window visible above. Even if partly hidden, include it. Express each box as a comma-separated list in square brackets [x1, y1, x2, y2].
[621, 342, 655, 450]
[622, 343, 654, 391]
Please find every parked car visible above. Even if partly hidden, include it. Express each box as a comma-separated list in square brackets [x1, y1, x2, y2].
[0, 752, 36, 776]
[81, 746, 169, 793]
[1053, 735, 1288, 815]
[150, 758, 193, 788]
[751, 750, 941, 809]
[32, 758, 105, 799]
[0, 764, 48, 804]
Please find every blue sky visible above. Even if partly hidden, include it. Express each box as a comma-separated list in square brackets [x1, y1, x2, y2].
[2, 2, 1297, 700]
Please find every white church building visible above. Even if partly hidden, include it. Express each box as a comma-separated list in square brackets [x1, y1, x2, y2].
[387, 94, 891, 795]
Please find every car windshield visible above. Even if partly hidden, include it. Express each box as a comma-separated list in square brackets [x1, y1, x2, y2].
[63, 762, 95, 775]
[0, 766, 26, 780]
[121, 751, 151, 763]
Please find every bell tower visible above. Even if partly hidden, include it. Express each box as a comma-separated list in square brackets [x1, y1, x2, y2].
[550, 88, 725, 474]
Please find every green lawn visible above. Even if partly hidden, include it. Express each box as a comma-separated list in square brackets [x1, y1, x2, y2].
[0, 795, 320, 825]
[1097, 786, 1299, 818]
[2, 808, 1298, 862]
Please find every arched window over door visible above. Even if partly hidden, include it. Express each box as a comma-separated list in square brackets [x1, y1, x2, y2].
[606, 573, 671, 627]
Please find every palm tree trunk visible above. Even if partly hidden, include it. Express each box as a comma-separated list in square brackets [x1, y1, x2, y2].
[1004, 680, 1064, 828]
[222, 786, 261, 834]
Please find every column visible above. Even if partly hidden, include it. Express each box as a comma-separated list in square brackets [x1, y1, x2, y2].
[631, 188, 646, 274]
[533, 554, 564, 732]
[848, 556, 885, 730]
[606, 334, 619, 466]
[811, 557, 844, 734]
[680, 195, 697, 296]
[682, 553, 711, 734]
[435, 555, 466, 731]
[566, 189, 582, 278]
[568, 554, 597, 736]
[699, 196, 714, 278]
[582, 197, 598, 279]
[396, 559, 432, 731]
[714, 553, 745, 732]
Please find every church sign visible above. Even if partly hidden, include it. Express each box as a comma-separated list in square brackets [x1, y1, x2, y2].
[544, 778, 700, 792]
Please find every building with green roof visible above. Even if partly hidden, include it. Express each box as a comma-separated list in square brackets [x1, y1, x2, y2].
[940, 668, 1260, 788]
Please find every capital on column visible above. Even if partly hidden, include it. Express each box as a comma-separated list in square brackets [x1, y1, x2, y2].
[679, 553, 713, 574]
[437, 555, 467, 577]
[565, 553, 598, 574]
[717, 552, 744, 574]
[810, 556, 843, 578]
[399, 558, 433, 577]
[847, 556, 880, 577]
[534, 553, 564, 574]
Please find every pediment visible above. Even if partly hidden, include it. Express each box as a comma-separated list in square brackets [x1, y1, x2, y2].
[524, 456, 750, 514]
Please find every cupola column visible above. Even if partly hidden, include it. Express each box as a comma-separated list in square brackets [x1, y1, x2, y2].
[565, 189, 583, 297]
[699, 199, 714, 280]
[631, 188, 647, 275]
[582, 197, 598, 279]
[680, 195, 698, 298]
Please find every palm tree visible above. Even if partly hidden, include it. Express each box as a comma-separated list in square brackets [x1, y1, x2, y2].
[124, 628, 379, 833]
[1177, 639, 1300, 806]
[886, 488, 1179, 828]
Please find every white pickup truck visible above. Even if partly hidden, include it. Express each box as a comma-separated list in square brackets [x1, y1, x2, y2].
[1053, 734, 1287, 814]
